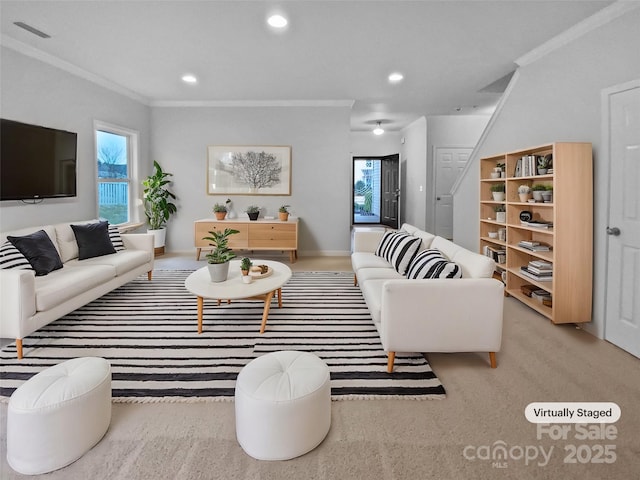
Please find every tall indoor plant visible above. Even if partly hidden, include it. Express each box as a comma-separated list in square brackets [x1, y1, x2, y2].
[142, 160, 177, 251]
[203, 228, 240, 282]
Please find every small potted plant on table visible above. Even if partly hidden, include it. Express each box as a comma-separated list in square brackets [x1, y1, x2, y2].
[213, 203, 227, 221]
[240, 257, 252, 276]
[278, 205, 290, 221]
[203, 228, 239, 282]
[246, 205, 260, 221]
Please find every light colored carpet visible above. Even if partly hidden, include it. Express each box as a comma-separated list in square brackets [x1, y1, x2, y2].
[1, 254, 638, 479]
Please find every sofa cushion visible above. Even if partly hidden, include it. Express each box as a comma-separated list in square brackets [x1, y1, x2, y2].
[8, 230, 63, 276]
[35, 265, 115, 311]
[55, 220, 99, 263]
[108, 224, 125, 251]
[400, 224, 436, 250]
[450, 248, 495, 279]
[351, 252, 394, 271]
[374, 231, 421, 275]
[65, 249, 150, 276]
[405, 249, 462, 279]
[71, 221, 116, 260]
[0, 241, 34, 270]
[356, 267, 404, 284]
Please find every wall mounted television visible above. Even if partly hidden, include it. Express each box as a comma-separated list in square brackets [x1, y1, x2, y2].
[0, 119, 78, 201]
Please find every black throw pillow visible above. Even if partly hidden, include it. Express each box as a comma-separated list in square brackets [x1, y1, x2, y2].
[8, 230, 64, 276]
[71, 221, 116, 260]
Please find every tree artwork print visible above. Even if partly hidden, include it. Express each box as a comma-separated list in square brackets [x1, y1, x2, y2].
[207, 145, 291, 195]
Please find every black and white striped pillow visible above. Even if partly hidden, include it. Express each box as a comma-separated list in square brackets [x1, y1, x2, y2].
[0, 241, 34, 270]
[108, 224, 125, 251]
[375, 231, 422, 275]
[406, 249, 462, 279]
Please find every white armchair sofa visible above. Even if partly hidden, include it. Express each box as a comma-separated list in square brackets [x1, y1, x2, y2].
[1, 220, 154, 359]
[352, 224, 504, 372]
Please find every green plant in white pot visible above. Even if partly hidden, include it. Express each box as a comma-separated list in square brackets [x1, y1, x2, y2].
[203, 228, 239, 282]
[142, 160, 177, 250]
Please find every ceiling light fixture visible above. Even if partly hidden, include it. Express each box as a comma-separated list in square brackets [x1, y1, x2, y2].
[267, 14, 288, 28]
[373, 122, 384, 135]
[388, 72, 404, 83]
[181, 74, 198, 84]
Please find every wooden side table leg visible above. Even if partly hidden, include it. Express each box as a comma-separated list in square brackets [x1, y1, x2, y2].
[259, 291, 275, 334]
[277, 288, 282, 308]
[197, 296, 204, 334]
[196, 248, 201, 261]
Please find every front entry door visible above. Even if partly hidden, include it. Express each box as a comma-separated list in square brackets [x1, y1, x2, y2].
[381, 154, 400, 229]
[604, 80, 640, 358]
[434, 147, 472, 238]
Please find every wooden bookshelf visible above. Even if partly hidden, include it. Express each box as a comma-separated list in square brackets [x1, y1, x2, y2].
[479, 143, 593, 324]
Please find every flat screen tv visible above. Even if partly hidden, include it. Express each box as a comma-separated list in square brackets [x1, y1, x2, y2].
[1, 119, 78, 201]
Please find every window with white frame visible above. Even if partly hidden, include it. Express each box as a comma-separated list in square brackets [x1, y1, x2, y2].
[95, 122, 138, 225]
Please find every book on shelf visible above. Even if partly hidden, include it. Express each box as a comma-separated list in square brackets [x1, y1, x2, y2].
[527, 266, 553, 275]
[514, 155, 537, 177]
[521, 220, 553, 229]
[520, 266, 553, 281]
[529, 260, 553, 269]
[518, 241, 551, 251]
[483, 245, 507, 264]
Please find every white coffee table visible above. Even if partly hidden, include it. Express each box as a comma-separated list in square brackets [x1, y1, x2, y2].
[185, 259, 292, 334]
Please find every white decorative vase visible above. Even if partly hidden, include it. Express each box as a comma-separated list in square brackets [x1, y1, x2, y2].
[496, 212, 506, 223]
[207, 262, 230, 283]
[147, 228, 166, 248]
[532, 191, 544, 202]
[492, 192, 505, 201]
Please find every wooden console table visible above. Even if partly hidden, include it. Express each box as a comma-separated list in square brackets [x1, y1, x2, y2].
[194, 218, 299, 263]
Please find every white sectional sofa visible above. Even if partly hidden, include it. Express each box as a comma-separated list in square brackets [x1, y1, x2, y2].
[0, 220, 154, 359]
[352, 223, 504, 372]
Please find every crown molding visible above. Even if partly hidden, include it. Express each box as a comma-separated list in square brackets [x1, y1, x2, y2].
[150, 99, 355, 108]
[1, 34, 150, 105]
[516, 1, 640, 67]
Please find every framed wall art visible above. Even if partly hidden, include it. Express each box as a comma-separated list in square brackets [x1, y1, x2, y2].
[207, 145, 292, 195]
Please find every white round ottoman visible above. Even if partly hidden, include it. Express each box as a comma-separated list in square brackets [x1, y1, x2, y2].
[7, 357, 112, 475]
[235, 350, 331, 460]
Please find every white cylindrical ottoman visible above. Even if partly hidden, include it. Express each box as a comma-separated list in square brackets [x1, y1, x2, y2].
[7, 357, 112, 475]
[235, 350, 331, 461]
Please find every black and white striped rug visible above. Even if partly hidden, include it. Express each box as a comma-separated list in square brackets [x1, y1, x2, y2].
[0, 271, 445, 402]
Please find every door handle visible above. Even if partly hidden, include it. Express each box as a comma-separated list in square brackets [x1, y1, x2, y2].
[606, 227, 621, 236]
[436, 197, 441, 201]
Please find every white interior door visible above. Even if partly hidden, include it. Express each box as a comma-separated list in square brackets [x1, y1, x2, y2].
[434, 147, 471, 239]
[605, 80, 640, 358]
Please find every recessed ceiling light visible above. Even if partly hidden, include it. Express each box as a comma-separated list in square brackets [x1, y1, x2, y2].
[181, 74, 197, 84]
[267, 14, 288, 28]
[388, 72, 404, 83]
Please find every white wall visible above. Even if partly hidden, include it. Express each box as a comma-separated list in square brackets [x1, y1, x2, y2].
[425, 115, 490, 231]
[400, 116, 427, 229]
[0, 47, 151, 230]
[350, 131, 401, 157]
[150, 106, 352, 255]
[452, 8, 640, 338]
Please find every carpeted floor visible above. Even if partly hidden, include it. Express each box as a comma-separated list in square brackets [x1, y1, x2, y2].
[1, 254, 639, 479]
